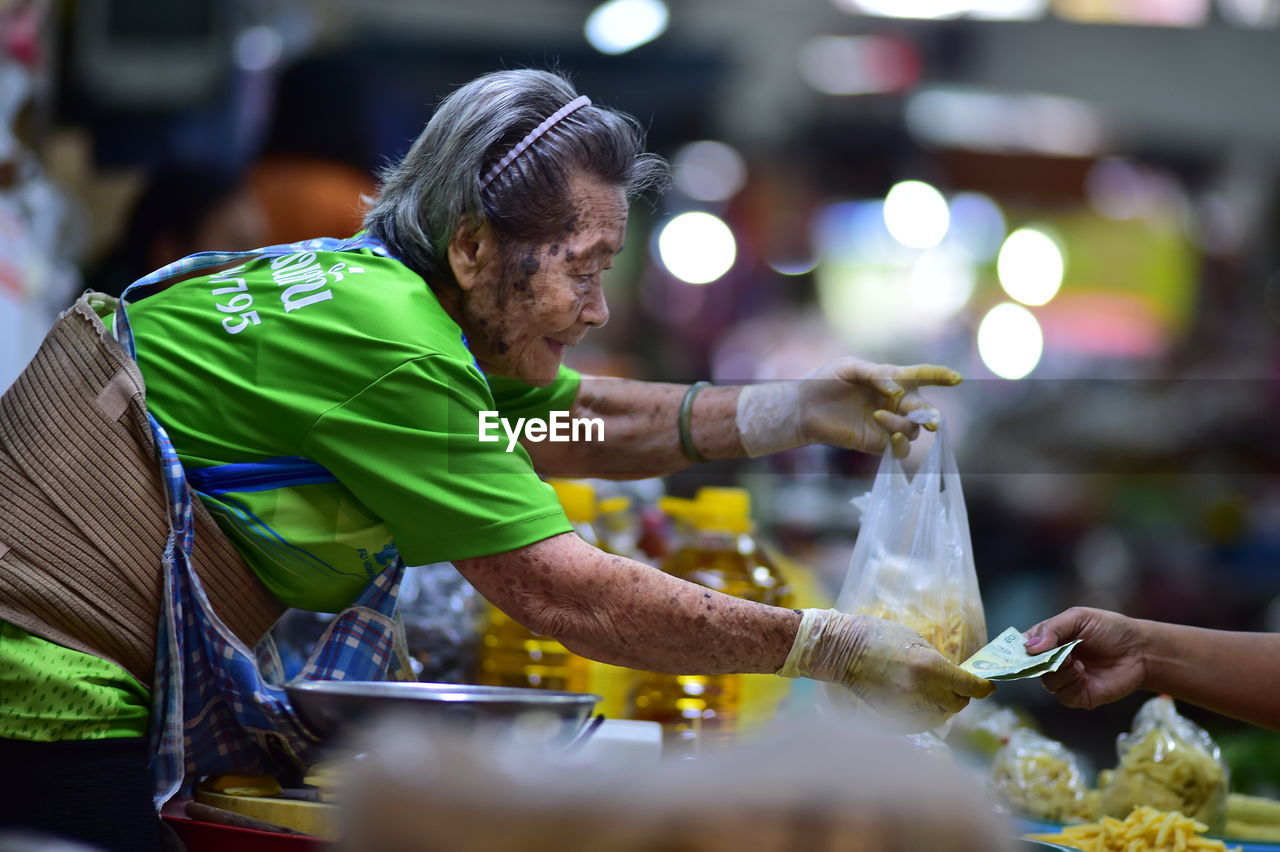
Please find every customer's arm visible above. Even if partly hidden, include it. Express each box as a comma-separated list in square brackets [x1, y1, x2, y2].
[1027, 607, 1280, 731]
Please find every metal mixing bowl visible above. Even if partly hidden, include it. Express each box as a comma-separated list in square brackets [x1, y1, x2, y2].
[287, 681, 601, 749]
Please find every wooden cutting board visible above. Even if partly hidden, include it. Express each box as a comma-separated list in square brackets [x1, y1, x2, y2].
[194, 790, 339, 840]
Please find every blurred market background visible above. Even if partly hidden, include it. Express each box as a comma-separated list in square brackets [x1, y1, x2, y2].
[3, 0, 1280, 784]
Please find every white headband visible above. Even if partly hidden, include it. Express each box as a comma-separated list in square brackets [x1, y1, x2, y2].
[478, 95, 592, 190]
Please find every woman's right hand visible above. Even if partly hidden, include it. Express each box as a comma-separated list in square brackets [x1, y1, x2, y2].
[777, 609, 995, 732]
[1025, 607, 1148, 710]
[736, 358, 961, 460]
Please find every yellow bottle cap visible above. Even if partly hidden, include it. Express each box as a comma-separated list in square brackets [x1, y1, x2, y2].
[693, 487, 752, 534]
[598, 496, 632, 515]
[548, 479, 597, 523]
[658, 496, 696, 521]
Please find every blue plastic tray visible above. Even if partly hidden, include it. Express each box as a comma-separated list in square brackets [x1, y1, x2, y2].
[1015, 818, 1280, 852]
[1012, 840, 1080, 851]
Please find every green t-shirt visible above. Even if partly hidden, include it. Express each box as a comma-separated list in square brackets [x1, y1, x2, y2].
[132, 244, 577, 610]
[0, 622, 151, 741]
[1, 241, 580, 740]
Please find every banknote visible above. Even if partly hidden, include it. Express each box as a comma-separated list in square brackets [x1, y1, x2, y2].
[959, 626, 1082, 681]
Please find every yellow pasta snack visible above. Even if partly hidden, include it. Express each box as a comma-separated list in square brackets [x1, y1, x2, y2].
[1101, 697, 1228, 833]
[856, 598, 983, 664]
[990, 729, 1097, 823]
[1027, 806, 1241, 852]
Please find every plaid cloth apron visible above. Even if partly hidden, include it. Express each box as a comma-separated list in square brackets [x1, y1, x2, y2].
[117, 236, 407, 807]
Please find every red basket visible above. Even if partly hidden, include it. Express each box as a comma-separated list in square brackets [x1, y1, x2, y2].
[162, 813, 329, 852]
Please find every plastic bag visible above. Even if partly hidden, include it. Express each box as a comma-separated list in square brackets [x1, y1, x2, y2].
[823, 424, 985, 720]
[396, 562, 486, 683]
[949, 700, 1027, 759]
[991, 728, 1098, 823]
[903, 730, 955, 763]
[1100, 695, 1229, 833]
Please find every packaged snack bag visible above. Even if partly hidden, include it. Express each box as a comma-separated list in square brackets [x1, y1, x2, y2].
[821, 424, 986, 720]
[991, 728, 1097, 823]
[1101, 695, 1229, 833]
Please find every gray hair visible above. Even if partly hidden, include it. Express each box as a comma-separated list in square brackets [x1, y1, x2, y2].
[363, 69, 668, 288]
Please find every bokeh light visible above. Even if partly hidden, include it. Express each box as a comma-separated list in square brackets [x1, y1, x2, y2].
[832, 0, 1048, 17]
[831, 0, 969, 18]
[815, 264, 903, 350]
[965, 0, 1049, 19]
[1086, 158, 1146, 220]
[234, 26, 283, 72]
[909, 246, 976, 320]
[767, 257, 820, 276]
[797, 35, 918, 96]
[673, 141, 747, 202]
[1218, 0, 1280, 27]
[977, 302, 1043, 379]
[657, 212, 737, 284]
[905, 87, 1103, 157]
[584, 0, 669, 55]
[945, 192, 1006, 261]
[997, 227, 1064, 306]
[883, 180, 950, 250]
[814, 199, 903, 263]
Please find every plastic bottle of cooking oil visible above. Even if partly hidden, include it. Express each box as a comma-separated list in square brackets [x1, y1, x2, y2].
[657, 496, 697, 553]
[631, 487, 794, 755]
[586, 492, 646, 718]
[685, 488, 793, 609]
[473, 479, 594, 693]
[687, 488, 798, 734]
[596, 494, 639, 559]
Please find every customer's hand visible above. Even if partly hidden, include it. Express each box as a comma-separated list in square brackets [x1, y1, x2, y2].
[736, 357, 961, 459]
[1025, 607, 1148, 710]
[778, 608, 994, 733]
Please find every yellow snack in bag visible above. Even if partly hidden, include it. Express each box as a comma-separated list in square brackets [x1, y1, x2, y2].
[857, 597, 983, 664]
[990, 729, 1096, 823]
[1100, 696, 1228, 833]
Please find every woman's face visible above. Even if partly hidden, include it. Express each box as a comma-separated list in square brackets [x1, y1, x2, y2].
[451, 172, 628, 387]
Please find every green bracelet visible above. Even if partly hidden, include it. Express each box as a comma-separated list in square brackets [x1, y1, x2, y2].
[678, 381, 712, 464]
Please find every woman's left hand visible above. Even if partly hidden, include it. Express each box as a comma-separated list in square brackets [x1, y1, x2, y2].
[736, 356, 961, 458]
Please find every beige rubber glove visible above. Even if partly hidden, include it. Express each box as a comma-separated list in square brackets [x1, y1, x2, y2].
[778, 608, 995, 733]
[736, 356, 961, 459]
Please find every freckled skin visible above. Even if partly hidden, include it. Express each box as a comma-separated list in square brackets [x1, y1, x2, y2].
[523, 376, 749, 479]
[455, 533, 802, 674]
[445, 172, 623, 387]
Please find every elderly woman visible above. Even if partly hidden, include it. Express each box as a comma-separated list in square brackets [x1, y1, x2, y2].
[0, 69, 991, 850]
